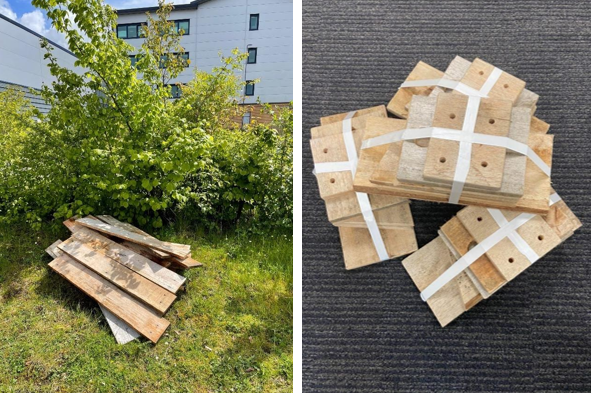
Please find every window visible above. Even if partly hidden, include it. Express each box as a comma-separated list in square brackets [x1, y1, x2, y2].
[160, 52, 190, 68]
[247, 48, 257, 64]
[169, 84, 183, 99]
[117, 23, 144, 39]
[249, 14, 259, 30]
[245, 81, 255, 96]
[242, 112, 252, 126]
[173, 19, 190, 35]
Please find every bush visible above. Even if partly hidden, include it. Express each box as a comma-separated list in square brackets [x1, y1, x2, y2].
[0, 0, 292, 233]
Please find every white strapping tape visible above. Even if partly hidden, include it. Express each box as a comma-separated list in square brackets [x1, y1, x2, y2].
[313, 111, 389, 261]
[488, 209, 539, 263]
[399, 67, 503, 98]
[448, 96, 480, 204]
[361, 127, 551, 177]
[420, 193, 562, 301]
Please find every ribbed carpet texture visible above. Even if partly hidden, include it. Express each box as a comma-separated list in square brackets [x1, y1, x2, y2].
[302, 1, 591, 391]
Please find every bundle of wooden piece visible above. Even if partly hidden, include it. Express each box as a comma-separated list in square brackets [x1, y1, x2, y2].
[357, 56, 553, 214]
[45, 215, 201, 344]
[312, 55, 581, 326]
[310, 107, 418, 269]
[402, 190, 581, 326]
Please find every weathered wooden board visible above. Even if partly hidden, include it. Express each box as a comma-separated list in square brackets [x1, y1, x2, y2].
[339, 226, 417, 270]
[96, 215, 170, 259]
[58, 238, 177, 315]
[45, 240, 64, 259]
[324, 191, 410, 223]
[319, 105, 388, 126]
[70, 227, 186, 293]
[49, 255, 170, 343]
[118, 241, 172, 268]
[76, 217, 190, 259]
[333, 202, 414, 229]
[99, 304, 141, 345]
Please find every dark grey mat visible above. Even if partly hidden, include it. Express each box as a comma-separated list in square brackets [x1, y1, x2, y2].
[302, 1, 591, 391]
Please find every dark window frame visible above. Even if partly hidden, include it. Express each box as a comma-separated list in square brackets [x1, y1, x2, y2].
[172, 19, 190, 35]
[247, 47, 257, 64]
[117, 23, 145, 39]
[249, 14, 259, 31]
[245, 81, 255, 96]
[168, 84, 183, 99]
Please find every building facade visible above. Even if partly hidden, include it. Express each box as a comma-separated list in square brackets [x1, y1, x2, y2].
[0, 13, 79, 114]
[116, 0, 293, 116]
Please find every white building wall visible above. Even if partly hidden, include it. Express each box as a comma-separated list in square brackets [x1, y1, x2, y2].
[116, 0, 293, 104]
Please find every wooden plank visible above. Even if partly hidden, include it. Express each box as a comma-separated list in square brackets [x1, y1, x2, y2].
[76, 217, 190, 259]
[118, 241, 172, 267]
[96, 215, 170, 259]
[402, 237, 466, 327]
[454, 58, 525, 103]
[170, 256, 202, 269]
[58, 238, 177, 315]
[422, 94, 513, 190]
[339, 226, 417, 270]
[45, 240, 63, 259]
[333, 202, 414, 229]
[49, 255, 170, 343]
[71, 227, 186, 293]
[99, 304, 141, 345]
[324, 191, 409, 223]
[319, 105, 387, 126]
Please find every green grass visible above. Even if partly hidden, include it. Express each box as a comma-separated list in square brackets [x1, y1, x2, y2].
[0, 222, 292, 392]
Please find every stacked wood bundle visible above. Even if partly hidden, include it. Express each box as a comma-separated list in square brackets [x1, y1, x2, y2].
[45, 215, 201, 344]
[310, 107, 418, 270]
[312, 56, 582, 326]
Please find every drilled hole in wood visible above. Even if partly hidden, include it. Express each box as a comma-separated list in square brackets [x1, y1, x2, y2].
[467, 241, 477, 251]
[449, 113, 456, 119]
[504, 83, 509, 88]
[481, 161, 488, 168]
[323, 148, 328, 153]
[479, 70, 484, 75]
[330, 178, 335, 183]
[538, 235, 544, 241]
[508, 257, 514, 263]
[439, 157, 446, 163]
[489, 119, 495, 124]
[477, 217, 483, 222]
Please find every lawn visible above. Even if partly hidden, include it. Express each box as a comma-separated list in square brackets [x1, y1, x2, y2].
[0, 221, 293, 392]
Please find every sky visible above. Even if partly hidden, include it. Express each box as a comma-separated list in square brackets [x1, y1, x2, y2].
[0, 0, 194, 47]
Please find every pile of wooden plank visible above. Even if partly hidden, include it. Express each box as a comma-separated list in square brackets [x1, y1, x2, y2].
[311, 107, 418, 270]
[45, 215, 201, 344]
[311, 56, 582, 325]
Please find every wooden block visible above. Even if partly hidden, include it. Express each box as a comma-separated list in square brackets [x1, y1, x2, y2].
[333, 202, 414, 229]
[387, 61, 444, 118]
[310, 130, 363, 200]
[339, 226, 417, 270]
[439, 217, 506, 294]
[324, 191, 409, 223]
[319, 105, 387, 126]
[457, 207, 562, 281]
[70, 227, 186, 293]
[455, 58, 525, 103]
[96, 215, 170, 259]
[49, 255, 170, 343]
[76, 217, 190, 259]
[311, 106, 388, 139]
[58, 238, 177, 315]
[422, 94, 513, 190]
[366, 115, 553, 214]
[401, 237, 467, 327]
[545, 196, 583, 241]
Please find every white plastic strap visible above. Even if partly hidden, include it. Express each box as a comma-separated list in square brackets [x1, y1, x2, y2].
[361, 127, 551, 177]
[448, 96, 480, 204]
[420, 193, 563, 301]
[399, 67, 503, 98]
[356, 191, 389, 261]
[488, 209, 539, 263]
[313, 161, 352, 175]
